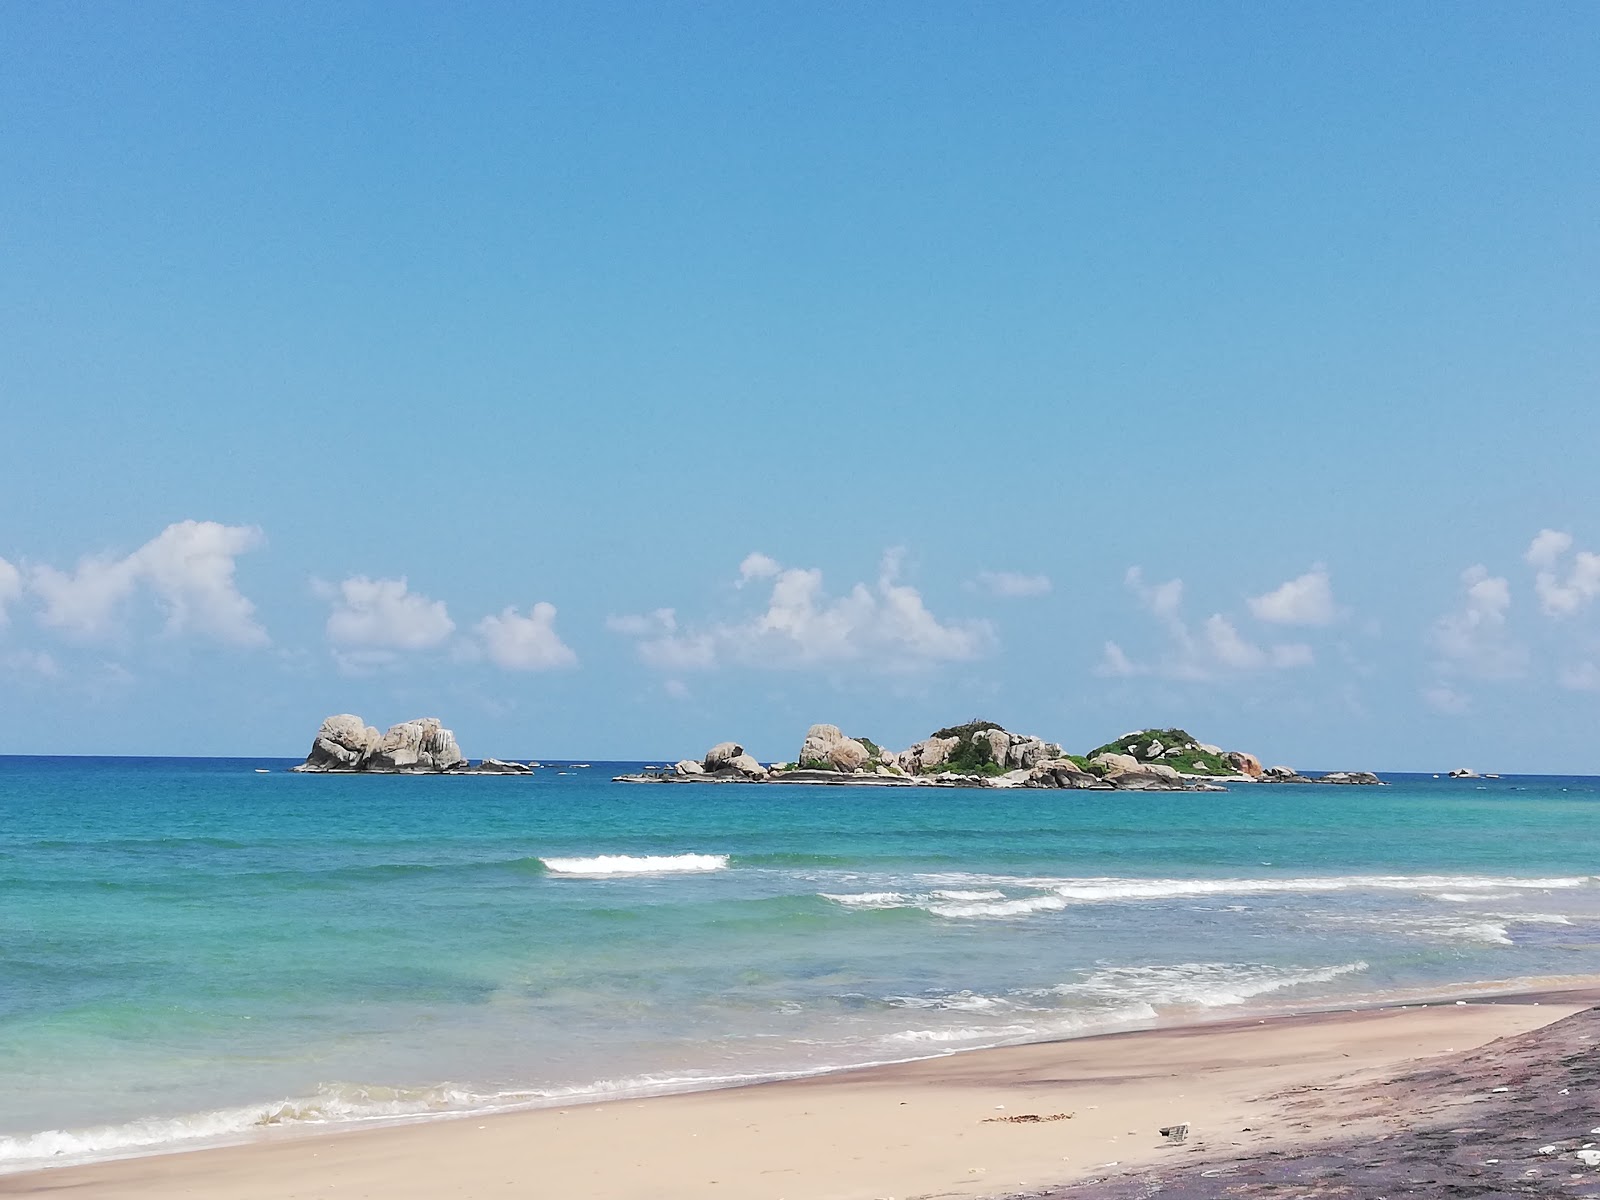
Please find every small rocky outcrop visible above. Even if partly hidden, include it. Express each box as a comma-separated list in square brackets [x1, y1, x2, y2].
[1087, 752, 1187, 790]
[293, 715, 467, 773]
[1449, 767, 1480, 779]
[1260, 765, 1384, 785]
[477, 758, 533, 775]
[1024, 759, 1111, 790]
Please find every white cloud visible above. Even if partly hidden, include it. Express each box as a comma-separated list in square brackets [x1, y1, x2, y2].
[737, 553, 781, 585]
[970, 570, 1052, 598]
[0, 557, 21, 624]
[611, 550, 993, 671]
[29, 521, 267, 645]
[475, 602, 578, 671]
[1095, 640, 1143, 678]
[1526, 529, 1573, 570]
[1430, 564, 1525, 679]
[1525, 529, 1600, 617]
[1247, 567, 1338, 626]
[1111, 568, 1314, 681]
[663, 678, 691, 700]
[322, 576, 454, 651]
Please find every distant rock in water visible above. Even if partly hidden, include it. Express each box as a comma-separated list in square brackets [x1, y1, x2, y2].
[292, 715, 468, 773]
[477, 758, 533, 775]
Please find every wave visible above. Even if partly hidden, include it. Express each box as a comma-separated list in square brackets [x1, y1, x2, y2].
[885, 990, 1010, 1012]
[819, 888, 1006, 914]
[929, 895, 1069, 919]
[540, 853, 730, 876]
[1045, 960, 1369, 1009]
[0, 1057, 930, 1173]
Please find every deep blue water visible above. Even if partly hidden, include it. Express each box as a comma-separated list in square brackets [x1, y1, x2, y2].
[4, 757, 1600, 1168]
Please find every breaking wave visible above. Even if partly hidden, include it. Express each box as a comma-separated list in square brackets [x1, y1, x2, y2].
[1046, 960, 1370, 1009]
[540, 854, 730, 876]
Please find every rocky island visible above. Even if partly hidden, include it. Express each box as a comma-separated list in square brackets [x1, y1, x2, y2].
[291, 714, 534, 774]
[617, 722, 1382, 790]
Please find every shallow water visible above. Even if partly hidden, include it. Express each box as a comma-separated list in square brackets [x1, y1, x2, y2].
[4, 757, 1599, 1168]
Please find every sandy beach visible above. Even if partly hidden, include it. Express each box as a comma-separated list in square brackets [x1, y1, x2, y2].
[7, 986, 1598, 1200]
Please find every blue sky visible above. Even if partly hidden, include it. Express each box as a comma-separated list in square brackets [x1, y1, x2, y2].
[2, 3, 1597, 770]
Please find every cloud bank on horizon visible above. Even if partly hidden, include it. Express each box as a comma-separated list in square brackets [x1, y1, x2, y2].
[3, 520, 1598, 760]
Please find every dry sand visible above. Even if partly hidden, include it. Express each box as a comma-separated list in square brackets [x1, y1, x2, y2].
[5, 991, 1597, 1200]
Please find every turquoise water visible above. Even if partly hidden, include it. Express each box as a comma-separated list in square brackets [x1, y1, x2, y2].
[5, 757, 1600, 1169]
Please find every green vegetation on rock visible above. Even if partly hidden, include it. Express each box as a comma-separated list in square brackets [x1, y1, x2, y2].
[922, 720, 1007, 776]
[1087, 727, 1232, 775]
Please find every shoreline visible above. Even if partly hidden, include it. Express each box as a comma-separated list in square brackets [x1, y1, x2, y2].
[7, 976, 1599, 1197]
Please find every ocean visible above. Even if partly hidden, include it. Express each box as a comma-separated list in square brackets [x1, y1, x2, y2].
[4, 756, 1599, 1171]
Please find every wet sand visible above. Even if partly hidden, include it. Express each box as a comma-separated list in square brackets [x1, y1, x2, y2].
[4, 988, 1596, 1200]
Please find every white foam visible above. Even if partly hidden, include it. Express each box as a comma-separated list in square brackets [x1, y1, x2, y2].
[1002, 873, 1593, 902]
[885, 990, 1009, 1012]
[540, 853, 729, 876]
[820, 891, 911, 909]
[821, 889, 1057, 919]
[883, 1024, 1037, 1044]
[1048, 960, 1369, 1009]
[929, 894, 1070, 919]
[0, 1065, 854, 1173]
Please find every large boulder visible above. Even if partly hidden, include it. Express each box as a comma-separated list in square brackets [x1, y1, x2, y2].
[1090, 751, 1140, 775]
[703, 742, 744, 771]
[295, 713, 380, 772]
[674, 759, 706, 777]
[797, 724, 870, 772]
[728, 753, 768, 779]
[799, 724, 844, 764]
[1025, 759, 1109, 790]
[367, 718, 467, 772]
[894, 735, 959, 773]
[1226, 751, 1263, 778]
[1109, 762, 1185, 791]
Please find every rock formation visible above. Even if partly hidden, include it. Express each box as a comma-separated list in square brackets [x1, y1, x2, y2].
[367, 718, 467, 772]
[612, 720, 1380, 789]
[292, 715, 468, 773]
[298, 714, 381, 771]
[1227, 751, 1264, 778]
[703, 742, 745, 771]
[798, 724, 872, 772]
[697, 742, 768, 779]
[477, 758, 533, 775]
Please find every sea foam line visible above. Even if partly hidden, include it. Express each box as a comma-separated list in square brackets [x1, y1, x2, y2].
[540, 853, 729, 876]
[999, 873, 1595, 902]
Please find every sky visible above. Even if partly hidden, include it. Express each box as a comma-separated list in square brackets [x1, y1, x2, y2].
[2, 3, 1597, 770]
